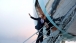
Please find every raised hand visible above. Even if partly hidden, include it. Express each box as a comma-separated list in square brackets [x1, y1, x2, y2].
[29, 13, 31, 17]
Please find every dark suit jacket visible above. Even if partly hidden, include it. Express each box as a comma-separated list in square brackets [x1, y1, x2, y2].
[31, 16, 44, 30]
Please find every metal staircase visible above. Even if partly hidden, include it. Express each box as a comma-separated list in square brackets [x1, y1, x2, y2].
[23, 0, 76, 43]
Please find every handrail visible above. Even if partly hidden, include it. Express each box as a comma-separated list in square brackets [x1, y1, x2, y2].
[32, 26, 55, 43]
[23, 22, 50, 43]
[23, 32, 38, 43]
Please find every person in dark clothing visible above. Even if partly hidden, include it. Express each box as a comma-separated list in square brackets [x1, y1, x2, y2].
[45, 17, 53, 36]
[44, 15, 65, 36]
[29, 13, 45, 43]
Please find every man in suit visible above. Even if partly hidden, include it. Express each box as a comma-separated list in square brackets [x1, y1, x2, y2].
[29, 13, 45, 43]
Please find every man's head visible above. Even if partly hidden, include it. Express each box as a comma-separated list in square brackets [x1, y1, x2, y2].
[39, 14, 45, 19]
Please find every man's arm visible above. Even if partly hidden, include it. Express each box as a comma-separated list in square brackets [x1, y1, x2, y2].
[29, 13, 38, 20]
